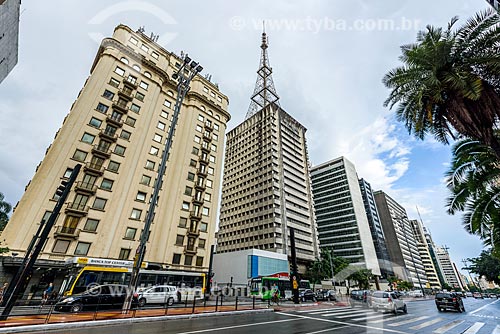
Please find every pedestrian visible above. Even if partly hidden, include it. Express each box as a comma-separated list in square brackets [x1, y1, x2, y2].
[41, 282, 54, 307]
[0, 282, 8, 304]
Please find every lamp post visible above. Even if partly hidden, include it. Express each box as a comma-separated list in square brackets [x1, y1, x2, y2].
[123, 54, 203, 311]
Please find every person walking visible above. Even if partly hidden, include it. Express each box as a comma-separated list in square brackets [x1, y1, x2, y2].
[0, 282, 8, 304]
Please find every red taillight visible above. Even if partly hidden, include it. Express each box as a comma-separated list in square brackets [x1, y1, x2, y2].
[452, 298, 456, 302]
[388, 297, 392, 302]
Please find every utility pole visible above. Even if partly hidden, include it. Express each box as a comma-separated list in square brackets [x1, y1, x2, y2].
[289, 227, 299, 304]
[1, 164, 81, 320]
[123, 54, 203, 312]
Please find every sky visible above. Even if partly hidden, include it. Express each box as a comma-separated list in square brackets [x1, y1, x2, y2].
[0, 0, 491, 274]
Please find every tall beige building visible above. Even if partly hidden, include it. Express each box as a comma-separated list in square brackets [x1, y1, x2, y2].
[2, 25, 229, 273]
[410, 219, 441, 290]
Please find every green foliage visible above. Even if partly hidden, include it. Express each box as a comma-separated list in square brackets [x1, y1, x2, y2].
[347, 269, 373, 290]
[465, 250, 500, 285]
[0, 192, 12, 231]
[383, 9, 500, 158]
[442, 283, 453, 291]
[304, 248, 349, 284]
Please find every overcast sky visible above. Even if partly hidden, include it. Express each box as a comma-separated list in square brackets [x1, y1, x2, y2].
[0, 0, 491, 273]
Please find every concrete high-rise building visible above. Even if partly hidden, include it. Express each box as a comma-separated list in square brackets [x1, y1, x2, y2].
[435, 246, 464, 289]
[216, 32, 319, 272]
[2, 25, 230, 275]
[310, 158, 381, 276]
[0, 0, 20, 84]
[374, 191, 427, 287]
[423, 226, 447, 287]
[410, 219, 441, 290]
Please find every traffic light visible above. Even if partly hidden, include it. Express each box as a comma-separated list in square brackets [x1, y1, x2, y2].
[55, 180, 69, 197]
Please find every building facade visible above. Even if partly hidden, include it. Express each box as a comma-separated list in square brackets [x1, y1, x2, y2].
[2, 25, 230, 275]
[410, 219, 441, 290]
[373, 191, 427, 287]
[434, 246, 464, 290]
[310, 157, 381, 276]
[0, 0, 20, 84]
[216, 32, 319, 272]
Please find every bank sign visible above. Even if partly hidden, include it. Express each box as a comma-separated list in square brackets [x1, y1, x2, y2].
[67, 257, 135, 267]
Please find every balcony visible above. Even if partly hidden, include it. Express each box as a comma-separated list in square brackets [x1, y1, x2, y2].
[189, 211, 202, 220]
[194, 182, 206, 191]
[202, 132, 212, 142]
[99, 129, 118, 142]
[192, 196, 204, 206]
[184, 245, 197, 255]
[200, 144, 210, 153]
[187, 229, 200, 237]
[106, 114, 124, 127]
[65, 203, 90, 216]
[92, 144, 111, 158]
[204, 121, 213, 131]
[123, 77, 138, 89]
[84, 162, 105, 175]
[118, 87, 134, 101]
[54, 226, 80, 239]
[74, 181, 97, 195]
[197, 168, 208, 177]
[112, 100, 129, 113]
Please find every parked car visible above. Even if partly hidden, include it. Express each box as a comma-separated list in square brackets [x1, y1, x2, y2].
[349, 290, 372, 307]
[408, 290, 423, 298]
[137, 285, 177, 307]
[435, 292, 465, 313]
[370, 290, 407, 314]
[465, 292, 473, 297]
[55, 284, 138, 313]
[315, 289, 337, 301]
[487, 293, 498, 299]
[473, 292, 483, 299]
[299, 289, 317, 302]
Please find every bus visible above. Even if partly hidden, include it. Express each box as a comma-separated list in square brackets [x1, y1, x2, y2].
[249, 273, 311, 300]
[61, 266, 206, 301]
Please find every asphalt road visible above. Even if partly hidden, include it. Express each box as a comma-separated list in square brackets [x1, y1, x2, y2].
[20, 297, 500, 334]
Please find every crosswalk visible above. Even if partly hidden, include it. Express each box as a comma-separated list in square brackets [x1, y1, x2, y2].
[295, 307, 500, 334]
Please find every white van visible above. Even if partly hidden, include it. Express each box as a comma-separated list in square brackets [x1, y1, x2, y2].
[137, 285, 177, 307]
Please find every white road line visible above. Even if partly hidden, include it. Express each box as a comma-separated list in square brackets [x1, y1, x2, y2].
[368, 315, 402, 324]
[432, 319, 465, 333]
[335, 311, 378, 319]
[409, 317, 443, 330]
[302, 325, 352, 334]
[322, 309, 371, 317]
[462, 322, 485, 334]
[275, 311, 411, 334]
[302, 308, 346, 314]
[175, 318, 301, 334]
[351, 313, 386, 321]
[388, 315, 429, 326]
[492, 325, 500, 334]
[469, 299, 499, 314]
[307, 308, 352, 315]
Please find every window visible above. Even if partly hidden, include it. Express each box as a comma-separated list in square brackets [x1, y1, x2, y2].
[211, 144, 217, 152]
[144, 71, 152, 78]
[175, 235, 184, 245]
[204, 193, 211, 202]
[127, 75, 137, 84]
[132, 64, 141, 72]
[92, 197, 107, 210]
[130, 208, 142, 220]
[118, 248, 131, 260]
[182, 202, 189, 211]
[135, 92, 145, 101]
[130, 103, 140, 113]
[81, 133, 95, 144]
[120, 130, 131, 140]
[157, 121, 166, 131]
[202, 207, 210, 216]
[200, 222, 208, 232]
[172, 253, 181, 264]
[140, 44, 149, 52]
[149, 146, 159, 155]
[129, 37, 138, 45]
[197, 114, 204, 122]
[184, 255, 193, 266]
[209, 155, 216, 163]
[136, 191, 147, 202]
[203, 86, 209, 93]
[97, 103, 109, 113]
[187, 172, 195, 181]
[179, 217, 187, 228]
[206, 179, 213, 188]
[153, 134, 162, 143]
[160, 110, 169, 119]
[63, 168, 73, 178]
[212, 133, 218, 141]
[139, 81, 149, 90]
[83, 218, 99, 232]
[140, 175, 151, 186]
[192, 147, 199, 155]
[109, 77, 120, 88]
[114, 144, 126, 156]
[145, 160, 155, 170]
[198, 239, 206, 249]
[108, 160, 120, 172]
[151, 51, 159, 59]
[163, 100, 171, 108]
[210, 91, 215, 98]
[195, 125, 202, 133]
[103, 90, 114, 100]
[214, 123, 219, 131]
[208, 167, 214, 175]
[89, 117, 102, 128]
[125, 116, 136, 127]
[52, 240, 70, 254]
[194, 136, 201, 143]
[189, 159, 197, 168]
[184, 186, 192, 196]
[124, 227, 137, 240]
[167, 90, 174, 97]
[72, 149, 87, 162]
[100, 178, 113, 190]
[196, 256, 204, 267]
[114, 66, 125, 76]
[74, 242, 91, 255]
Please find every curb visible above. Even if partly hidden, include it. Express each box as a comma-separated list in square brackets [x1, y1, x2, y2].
[0, 308, 274, 333]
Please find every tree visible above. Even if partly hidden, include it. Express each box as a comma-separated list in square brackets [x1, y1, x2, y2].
[0, 192, 12, 231]
[383, 9, 500, 158]
[304, 248, 349, 286]
[347, 269, 373, 290]
[445, 137, 500, 252]
[465, 250, 500, 285]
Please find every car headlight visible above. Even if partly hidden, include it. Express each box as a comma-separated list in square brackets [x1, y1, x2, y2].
[61, 297, 75, 303]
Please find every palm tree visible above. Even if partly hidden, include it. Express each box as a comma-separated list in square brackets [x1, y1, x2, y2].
[0, 192, 12, 231]
[445, 137, 500, 252]
[383, 9, 500, 158]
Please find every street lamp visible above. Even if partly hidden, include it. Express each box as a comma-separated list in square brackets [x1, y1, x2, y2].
[123, 54, 203, 311]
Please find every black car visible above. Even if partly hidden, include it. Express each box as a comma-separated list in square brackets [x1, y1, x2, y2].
[55, 284, 139, 313]
[435, 292, 465, 313]
[299, 289, 317, 302]
[350, 290, 372, 307]
[315, 289, 337, 301]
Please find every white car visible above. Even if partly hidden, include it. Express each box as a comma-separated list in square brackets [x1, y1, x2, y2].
[408, 290, 423, 298]
[137, 285, 177, 307]
[370, 291, 407, 314]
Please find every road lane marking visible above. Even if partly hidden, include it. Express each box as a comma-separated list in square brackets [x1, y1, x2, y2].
[388, 316, 429, 326]
[409, 317, 443, 330]
[300, 307, 349, 314]
[302, 325, 351, 334]
[322, 309, 371, 317]
[351, 313, 386, 321]
[432, 319, 464, 333]
[469, 299, 499, 315]
[335, 311, 378, 318]
[462, 322, 485, 334]
[306, 308, 351, 314]
[275, 311, 411, 334]
[493, 325, 500, 334]
[175, 318, 301, 334]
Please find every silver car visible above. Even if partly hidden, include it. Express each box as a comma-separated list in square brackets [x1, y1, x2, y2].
[137, 285, 178, 307]
[370, 290, 407, 314]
